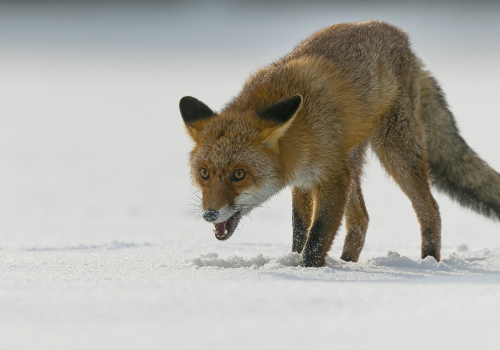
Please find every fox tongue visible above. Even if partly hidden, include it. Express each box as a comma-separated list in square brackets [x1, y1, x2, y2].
[215, 220, 229, 240]
[214, 220, 229, 240]
[212, 211, 241, 241]
[216, 221, 227, 232]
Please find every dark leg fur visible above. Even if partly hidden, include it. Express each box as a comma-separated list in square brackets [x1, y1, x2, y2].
[292, 208, 309, 253]
[291, 187, 312, 253]
[300, 172, 350, 267]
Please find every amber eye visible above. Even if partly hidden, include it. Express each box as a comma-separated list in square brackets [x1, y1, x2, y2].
[232, 169, 246, 181]
[200, 168, 210, 180]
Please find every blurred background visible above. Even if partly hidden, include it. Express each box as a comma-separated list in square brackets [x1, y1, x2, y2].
[0, 0, 499, 256]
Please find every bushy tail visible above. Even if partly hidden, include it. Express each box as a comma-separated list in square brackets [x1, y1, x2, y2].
[420, 71, 500, 221]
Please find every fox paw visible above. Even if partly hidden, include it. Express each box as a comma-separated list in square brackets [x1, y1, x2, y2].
[299, 255, 324, 268]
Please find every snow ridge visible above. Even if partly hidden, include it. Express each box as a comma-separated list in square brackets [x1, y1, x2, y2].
[189, 248, 500, 278]
[191, 252, 302, 269]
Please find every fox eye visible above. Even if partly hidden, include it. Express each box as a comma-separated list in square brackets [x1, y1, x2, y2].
[200, 168, 210, 180]
[231, 169, 246, 181]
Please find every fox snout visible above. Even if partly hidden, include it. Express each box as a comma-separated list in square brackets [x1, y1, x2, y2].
[202, 210, 218, 222]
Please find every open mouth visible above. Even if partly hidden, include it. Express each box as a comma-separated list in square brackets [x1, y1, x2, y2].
[213, 211, 242, 241]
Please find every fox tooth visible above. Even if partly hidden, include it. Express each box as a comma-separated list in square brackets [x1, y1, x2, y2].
[224, 229, 228, 235]
[213, 229, 217, 234]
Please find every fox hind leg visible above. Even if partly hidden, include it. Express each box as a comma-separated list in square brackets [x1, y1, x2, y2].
[371, 103, 441, 261]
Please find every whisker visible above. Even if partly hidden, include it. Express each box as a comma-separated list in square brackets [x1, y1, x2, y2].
[185, 211, 199, 220]
[239, 217, 250, 235]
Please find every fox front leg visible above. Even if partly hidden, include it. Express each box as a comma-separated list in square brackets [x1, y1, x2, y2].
[300, 174, 350, 267]
[340, 142, 369, 262]
[340, 181, 369, 262]
[291, 187, 313, 253]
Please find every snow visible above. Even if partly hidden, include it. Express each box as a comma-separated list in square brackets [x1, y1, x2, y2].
[1, 1, 500, 349]
[188, 249, 500, 278]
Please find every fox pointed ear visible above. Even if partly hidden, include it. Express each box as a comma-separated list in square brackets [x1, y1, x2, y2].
[257, 95, 303, 125]
[258, 95, 303, 151]
[179, 96, 215, 139]
[179, 96, 215, 124]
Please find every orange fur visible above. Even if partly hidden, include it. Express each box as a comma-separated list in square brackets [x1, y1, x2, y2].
[181, 20, 500, 266]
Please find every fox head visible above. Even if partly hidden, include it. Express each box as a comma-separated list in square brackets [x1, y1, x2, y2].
[179, 94, 302, 241]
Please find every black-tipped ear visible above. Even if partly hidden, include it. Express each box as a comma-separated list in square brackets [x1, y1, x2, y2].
[179, 96, 215, 124]
[257, 95, 303, 124]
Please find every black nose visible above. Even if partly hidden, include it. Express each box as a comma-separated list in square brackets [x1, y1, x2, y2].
[202, 210, 218, 222]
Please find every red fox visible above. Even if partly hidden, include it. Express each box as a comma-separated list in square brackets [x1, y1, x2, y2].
[179, 21, 500, 267]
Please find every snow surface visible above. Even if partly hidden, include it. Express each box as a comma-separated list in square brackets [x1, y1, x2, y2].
[1, 1, 500, 349]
